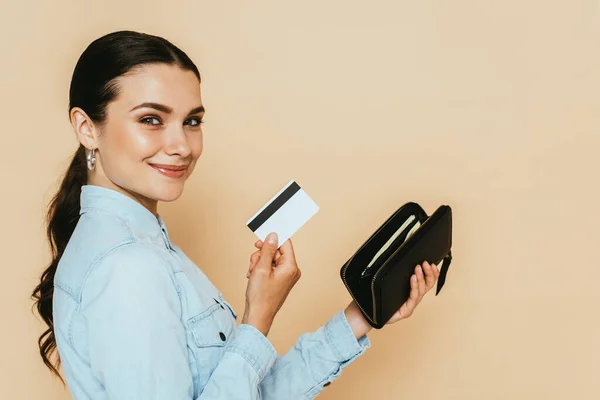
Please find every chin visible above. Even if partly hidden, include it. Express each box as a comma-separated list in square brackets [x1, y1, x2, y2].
[155, 183, 185, 202]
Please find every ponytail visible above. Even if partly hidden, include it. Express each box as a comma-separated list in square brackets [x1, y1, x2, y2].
[31, 145, 87, 382]
[31, 29, 201, 381]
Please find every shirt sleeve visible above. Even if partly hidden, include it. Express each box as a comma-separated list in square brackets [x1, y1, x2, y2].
[258, 310, 371, 399]
[81, 242, 277, 400]
[197, 323, 277, 398]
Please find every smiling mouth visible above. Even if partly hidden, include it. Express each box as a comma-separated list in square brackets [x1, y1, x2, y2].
[148, 163, 189, 178]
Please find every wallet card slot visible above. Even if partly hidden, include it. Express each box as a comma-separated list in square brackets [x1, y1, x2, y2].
[350, 203, 426, 266]
[360, 216, 420, 278]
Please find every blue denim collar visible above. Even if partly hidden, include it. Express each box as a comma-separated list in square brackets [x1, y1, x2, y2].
[79, 184, 173, 249]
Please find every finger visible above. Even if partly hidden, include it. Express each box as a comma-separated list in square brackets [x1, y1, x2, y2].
[256, 232, 278, 271]
[256, 241, 281, 261]
[248, 251, 261, 274]
[422, 261, 437, 290]
[274, 239, 300, 277]
[250, 250, 260, 264]
[431, 263, 439, 287]
[255, 242, 280, 264]
[247, 252, 260, 278]
[278, 239, 296, 262]
[415, 264, 426, 300]
[433, 261, 441, 279]
[399, 274, 419, 319]
[410, 272, 420, 301]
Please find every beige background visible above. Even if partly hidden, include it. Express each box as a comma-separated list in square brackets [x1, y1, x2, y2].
[2, 0, 599, 399]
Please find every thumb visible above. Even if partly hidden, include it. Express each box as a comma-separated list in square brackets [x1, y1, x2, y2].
[256, 232, 278, 270]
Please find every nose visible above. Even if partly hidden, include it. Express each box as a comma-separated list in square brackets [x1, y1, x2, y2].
[164, 126, 192, 158]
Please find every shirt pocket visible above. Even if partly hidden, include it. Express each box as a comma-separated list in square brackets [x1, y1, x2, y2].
[187, 302, 235, 387]
[217, 292, 238, 320]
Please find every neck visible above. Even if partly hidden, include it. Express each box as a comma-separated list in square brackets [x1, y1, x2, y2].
[87, 176, 158, 216]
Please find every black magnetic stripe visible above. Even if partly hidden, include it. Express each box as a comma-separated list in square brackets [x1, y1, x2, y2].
[247, 181, 301, 232]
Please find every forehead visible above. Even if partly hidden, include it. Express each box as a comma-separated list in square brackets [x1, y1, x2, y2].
[113, 63, 202, 110]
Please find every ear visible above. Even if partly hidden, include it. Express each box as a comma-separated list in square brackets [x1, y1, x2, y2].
[70, 107, 99, 149]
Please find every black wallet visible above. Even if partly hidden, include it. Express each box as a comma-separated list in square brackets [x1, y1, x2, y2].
[340, 202, 453, 329]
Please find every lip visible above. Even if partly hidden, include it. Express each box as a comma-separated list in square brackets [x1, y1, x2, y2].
[149, 163, 188, 171]
[149, 163, 188, 178]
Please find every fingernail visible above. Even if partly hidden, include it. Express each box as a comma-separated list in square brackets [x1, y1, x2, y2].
[267, 233, 278, 244]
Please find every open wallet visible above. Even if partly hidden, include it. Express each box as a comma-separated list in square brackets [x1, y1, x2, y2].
[340, 202, 453, 329]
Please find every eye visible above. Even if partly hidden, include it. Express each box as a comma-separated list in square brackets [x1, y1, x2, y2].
[140, 116, 161, 126]
[185, 117, 204, 127]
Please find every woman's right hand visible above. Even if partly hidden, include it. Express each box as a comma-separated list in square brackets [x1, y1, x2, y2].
[242, 232, 301, 337]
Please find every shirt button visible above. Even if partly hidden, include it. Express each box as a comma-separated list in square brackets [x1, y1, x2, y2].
[219, 332, 226, 341]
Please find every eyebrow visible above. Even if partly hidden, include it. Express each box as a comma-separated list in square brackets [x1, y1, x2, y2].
[129, 102, 205, 116]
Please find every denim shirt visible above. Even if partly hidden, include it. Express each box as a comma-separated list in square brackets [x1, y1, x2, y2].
[53, 185, 370, 399]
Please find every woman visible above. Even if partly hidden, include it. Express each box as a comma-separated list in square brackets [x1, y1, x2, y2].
[32, 30, 440, 399]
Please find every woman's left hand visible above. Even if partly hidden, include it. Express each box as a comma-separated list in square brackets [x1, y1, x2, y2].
[345, 260, 440, 338]
[385, 261, 440, 325]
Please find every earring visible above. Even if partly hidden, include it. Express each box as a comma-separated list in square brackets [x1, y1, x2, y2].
[87, 148, 96, 171]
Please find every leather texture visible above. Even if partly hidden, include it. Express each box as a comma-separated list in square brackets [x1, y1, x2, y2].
[340, 203, 453, 329]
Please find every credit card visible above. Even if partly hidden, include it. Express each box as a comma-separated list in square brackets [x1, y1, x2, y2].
[246, 180, 319, 249]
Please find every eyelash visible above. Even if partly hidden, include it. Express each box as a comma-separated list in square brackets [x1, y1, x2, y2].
[140, 116, 204, 126]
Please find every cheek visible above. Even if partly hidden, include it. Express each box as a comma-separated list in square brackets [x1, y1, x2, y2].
[107, 128, 162, 162]
[190, 133, 204, 159]
[129, 131, 164, 159]
[100, 128, 162, 175]
[184, 135, 203, 175]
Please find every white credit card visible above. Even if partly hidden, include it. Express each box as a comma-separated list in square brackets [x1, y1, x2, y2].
[246, 180, 319, 249]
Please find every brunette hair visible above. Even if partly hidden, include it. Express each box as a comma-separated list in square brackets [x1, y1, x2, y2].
[31, 30, 201, 380]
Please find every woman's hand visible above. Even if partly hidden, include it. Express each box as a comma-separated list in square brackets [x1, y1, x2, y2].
[243, 233, 301, 337]
[345, 261, 440, 339]
[385, 261, 440, 324]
